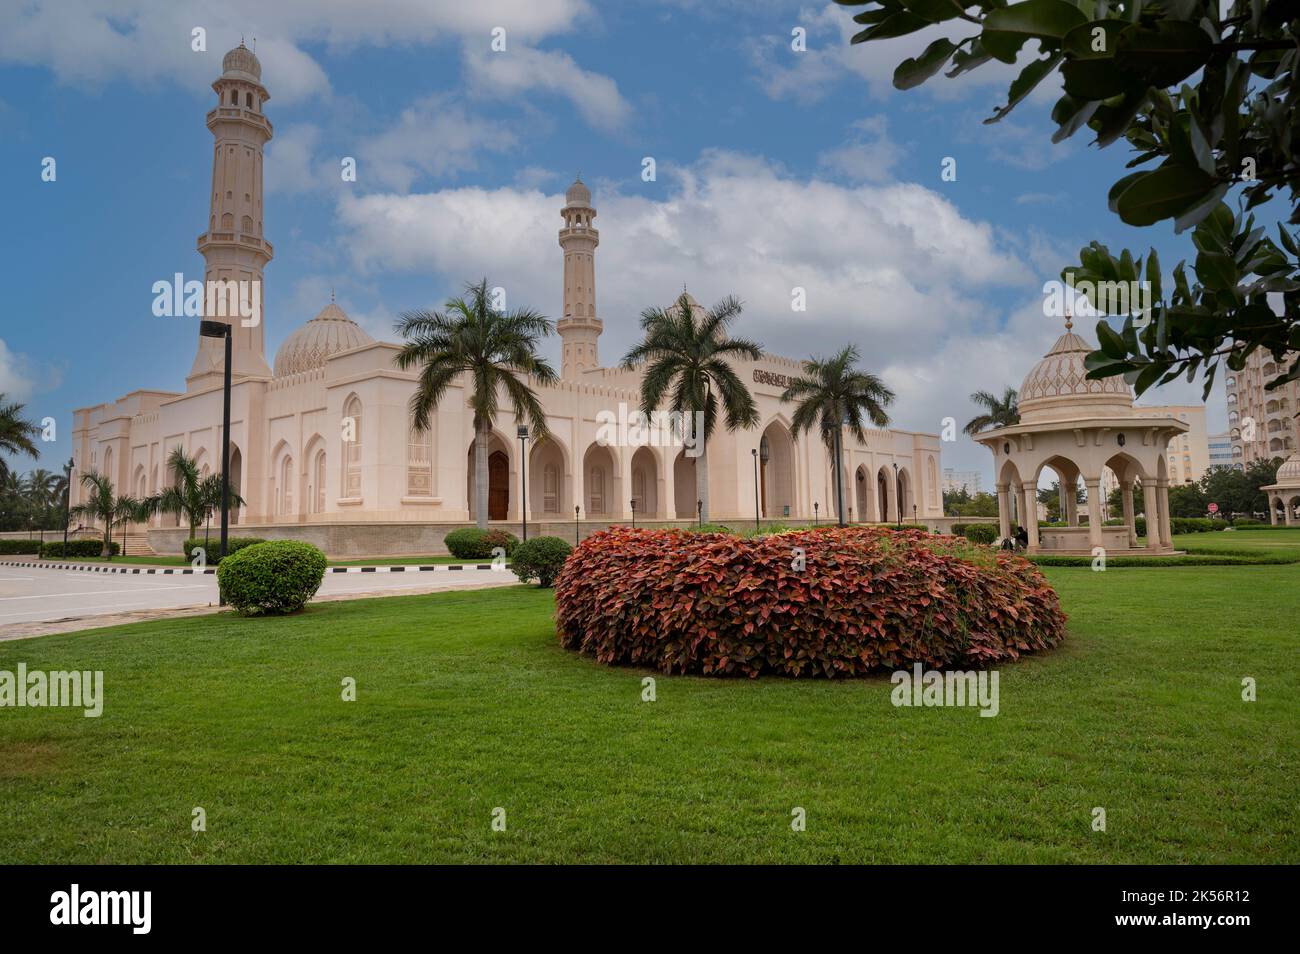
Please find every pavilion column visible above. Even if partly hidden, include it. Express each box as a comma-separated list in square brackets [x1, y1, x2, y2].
[1158, 480, 1173, 547]
[617, 449, 634, 521]
[1142, 477, 1160, 549]
[1286, 498, 1295, 527]
[1065, 488, 1079, 526]
[661, 456, 675, 521]
[1084, 477, 1104, 551]
[1121, 481, 1137, 548]
[1020, 482, 1039, 550]
[996, 483, 1012, 541]
[1269, 495, 1279, 526]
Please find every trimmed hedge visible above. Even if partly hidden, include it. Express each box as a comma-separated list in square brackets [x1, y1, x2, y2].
[0, 539, 42, 555]
[39, 540, 120, 559]
[962, 523, 998, 545]
[555, 526, 1067, 678]
[510, 536, 572, 587]
[444, 528, 519, 560]
[217, 541, 327, 615]
[183, 536, 266, 565]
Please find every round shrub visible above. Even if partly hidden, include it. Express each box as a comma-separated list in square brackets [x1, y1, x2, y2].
[962, 523, 998, 545]
[511, 536, 572, 587]
[183, 536, 266, 565]
[217, 541, 327, 616]
[555, 526, 1067, 678]
[444, 527, 519, 560]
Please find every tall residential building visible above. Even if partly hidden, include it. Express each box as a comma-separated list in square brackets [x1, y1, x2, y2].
[1132, 404, 1209, 484]
[1226, 350, 1299, 467]
[942, 469, 982, 495]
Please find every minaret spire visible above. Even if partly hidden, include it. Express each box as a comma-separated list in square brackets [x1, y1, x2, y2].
[557, 176, 602, 380]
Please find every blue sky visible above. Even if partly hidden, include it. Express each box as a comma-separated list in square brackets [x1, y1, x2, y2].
[0, 0, 1227, 484]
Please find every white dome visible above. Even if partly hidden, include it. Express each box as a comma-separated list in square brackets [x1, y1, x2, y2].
[222, 43, 262, 82]
[565, 177, 591, 206]
[273, 302, 374, 377]
[1018, 324, 1134, 424]
[1276, 453, 1300, 483]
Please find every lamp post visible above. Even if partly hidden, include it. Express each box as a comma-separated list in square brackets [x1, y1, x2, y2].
[696, 499, 703, 528]
[517, 425, 529, 541]
[574, 504, 580, 546]
[630, 498, 637, 529]
[913, 503, 917, 525]
[199, 320, 233, 603]
[62, 456, 74, 556]
[813, 502, 819, 527]
[751, 448, 761, 533]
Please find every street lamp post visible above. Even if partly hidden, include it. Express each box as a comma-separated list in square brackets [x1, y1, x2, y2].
[574, 504, 581, 546]
[630, 498, 636, 529]
[62, 456, 74, 556]
[813, 502, 819, 527]
[697, 499, 703, 528]
[517, 425, 530, 542]
[892, 462, 901, 528]
[751, 448, 761, 533]
[199, 320, 233, 604]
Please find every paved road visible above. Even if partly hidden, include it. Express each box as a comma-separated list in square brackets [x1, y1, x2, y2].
[0, 564, 519, 632]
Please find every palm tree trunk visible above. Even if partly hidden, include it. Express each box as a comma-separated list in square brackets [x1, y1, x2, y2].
[475, 418, 489, 530]
[102, 523, 112, 559]
[695, 438, 709, 524]
[833, 427, 846, 527]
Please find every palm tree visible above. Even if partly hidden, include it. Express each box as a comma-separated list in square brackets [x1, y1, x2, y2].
[68, 470, 139, 559]
[25, 468, 58, 509]
[154, 446, 244, 540]
[0, 394, 40, 485]
[395, 279, 558, 529]
[963, 386, 1019, 436]
[621, 291, 763, 523]
[780, 344, 894, 527]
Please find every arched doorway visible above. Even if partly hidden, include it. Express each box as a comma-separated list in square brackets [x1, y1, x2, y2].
[529, 439, 568, 516]
[467, 433, 512, 522]
[759, 421, 795, 519]
[897, 467, 913, 522]
[630, 446, 659, 519]
[876, 467, 890, 522]
[855, 465, 870, 523]
[674, 450, 697, 519]
[583, 443, 618, 517]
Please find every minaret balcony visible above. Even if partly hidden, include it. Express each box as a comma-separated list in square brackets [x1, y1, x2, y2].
[206, 106, 273, 138]
[197, 231, 274, 258]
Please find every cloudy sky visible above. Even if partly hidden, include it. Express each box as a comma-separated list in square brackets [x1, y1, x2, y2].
[0, 0, 1227, 483]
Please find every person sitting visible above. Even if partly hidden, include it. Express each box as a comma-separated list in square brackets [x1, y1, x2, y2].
[1014, 525, 1029, 551]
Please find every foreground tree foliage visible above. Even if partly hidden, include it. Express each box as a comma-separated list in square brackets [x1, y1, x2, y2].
[837, 0, 1300, 395]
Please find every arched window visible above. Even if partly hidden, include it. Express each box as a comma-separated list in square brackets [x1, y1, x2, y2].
[543, 463, 559, 513]
[312, 450, 326, 513]
[279, 455, 294, 515]
[245, 92, 253, 108]
[407, 420, 433, 496]
[343, 396, 363, 497]
[221, 212, 234, 229]
[589, 466, 605, 514]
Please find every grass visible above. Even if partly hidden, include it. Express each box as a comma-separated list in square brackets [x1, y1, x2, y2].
[0, 565, 1295, 864]
[1029, 528, 1300, 566]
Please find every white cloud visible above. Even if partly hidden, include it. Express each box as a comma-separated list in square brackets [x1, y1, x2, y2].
[360, 95, 519, 192]
[463, 45, 631, 128]
[0, 337, 61, 404]
[817, 116, 903, 183]
[0, 0, 593, 104]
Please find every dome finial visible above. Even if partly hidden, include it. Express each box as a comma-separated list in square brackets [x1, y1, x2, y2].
[1064, 303, 1073, 332]
[330, 286, 335, 304]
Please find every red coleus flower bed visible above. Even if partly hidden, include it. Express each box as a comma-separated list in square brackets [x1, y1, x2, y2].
[554, 526, 1067, 678]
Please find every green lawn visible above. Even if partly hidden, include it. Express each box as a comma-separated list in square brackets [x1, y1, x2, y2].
[0, 564, 1295, 863]
[10, 554, 485, 567]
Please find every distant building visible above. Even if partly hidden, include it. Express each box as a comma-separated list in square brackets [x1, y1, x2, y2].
[1207, 431, 1237, 471]
[942, 469, 983, 495]
[1226, 349, 1299, 466]
[1133, 404, 1209, 484]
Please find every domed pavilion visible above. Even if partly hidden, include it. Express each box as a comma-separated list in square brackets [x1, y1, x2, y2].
[974, 316, 1189, 555]
[1262, 453, 1300, 525]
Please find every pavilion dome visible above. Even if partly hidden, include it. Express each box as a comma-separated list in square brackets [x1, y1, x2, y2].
[273, 302, 374, 377]
[221, 42, 262, 82]
[565, 177, 591, 206]
[1276, 453, 1300, 483]
[1017, 320, 1134, 424]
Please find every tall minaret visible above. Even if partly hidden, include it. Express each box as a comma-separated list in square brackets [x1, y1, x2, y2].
[557, 177, 603, 379]
[188, 41, 274, 388]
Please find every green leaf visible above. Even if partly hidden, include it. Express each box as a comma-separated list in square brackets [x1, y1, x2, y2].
[1113, 21, 1214, 89]
[899, 0, 968, 22]
[981, 0, 1089, 64]
[851, 11, 932, 42]
[1173, 182, 1231, 234]
[1194, 250, 1238, 292]
[1051, 93, 1100, 143]
[985, 52, 1063, 123]
[894, 37, 958, 90]
[1114, 165, 1219, 227]
[1095, 320, 1128, 359]
[1145, 247, 1162, 303]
